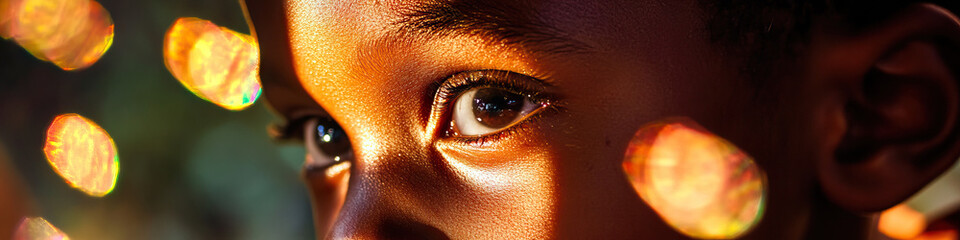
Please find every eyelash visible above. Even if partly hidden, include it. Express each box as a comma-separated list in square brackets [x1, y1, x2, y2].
[433, 70, 557, 146]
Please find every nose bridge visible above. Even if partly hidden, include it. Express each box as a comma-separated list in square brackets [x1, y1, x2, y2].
[329, 134, 454, 239]
[327, 174, 391, 239]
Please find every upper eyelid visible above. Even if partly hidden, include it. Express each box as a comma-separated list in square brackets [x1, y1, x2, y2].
[433, 70, 552, 108]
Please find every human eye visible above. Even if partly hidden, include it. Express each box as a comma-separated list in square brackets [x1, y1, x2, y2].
[302, 116, 354, 166]
[434, 70, 556, 143]
[453, 87, 540, 136]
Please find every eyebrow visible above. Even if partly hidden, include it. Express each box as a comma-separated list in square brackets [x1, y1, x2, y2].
[394, 0, 591, 55]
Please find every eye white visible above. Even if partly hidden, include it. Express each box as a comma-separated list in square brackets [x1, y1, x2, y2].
[452, 87, 539, 136]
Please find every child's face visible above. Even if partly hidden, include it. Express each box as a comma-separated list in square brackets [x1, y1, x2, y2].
[256, 0, 959, 238]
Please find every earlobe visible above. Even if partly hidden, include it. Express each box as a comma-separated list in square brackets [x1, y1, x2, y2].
[815, 4, 960, 212]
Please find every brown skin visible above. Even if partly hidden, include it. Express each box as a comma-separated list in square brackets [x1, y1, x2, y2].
[242, 0, 960, 238]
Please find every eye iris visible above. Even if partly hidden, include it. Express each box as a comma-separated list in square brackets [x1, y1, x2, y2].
[315, 118, 351, 158]
[472, 88, 525, 129]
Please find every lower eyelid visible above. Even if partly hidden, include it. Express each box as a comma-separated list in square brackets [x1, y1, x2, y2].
[302, 160, 351, 182]
[450, 106, 550, 147]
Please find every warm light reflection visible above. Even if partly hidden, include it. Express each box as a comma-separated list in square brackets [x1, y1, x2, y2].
[13, 217, 70, 240]
[623, 119, 766, 239]
[0, 0, 114, 70]
[323, 161, 351, 180]
[43, 113, 119, 197]
[163, 17, 261, 111]
[880, 204, 928, 240]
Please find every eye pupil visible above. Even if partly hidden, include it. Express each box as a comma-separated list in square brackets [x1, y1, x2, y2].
[472, 88, 524, 128]
[314, 118, 351, 159]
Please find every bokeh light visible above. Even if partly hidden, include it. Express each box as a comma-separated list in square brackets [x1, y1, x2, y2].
[43, 113, 119, 197]
[0, 0, 114, 70]
[13, 217, 70, 240]
[623, 119, 766, 239]
[0, 0, 11, 38]
[163, 17, 261, 111]
[880, 204, 928, 240]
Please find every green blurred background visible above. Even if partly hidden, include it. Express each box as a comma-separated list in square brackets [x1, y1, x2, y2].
[0, 0, 314, 239]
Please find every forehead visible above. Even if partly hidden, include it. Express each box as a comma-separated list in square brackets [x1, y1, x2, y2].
[279, 0, 705, 105]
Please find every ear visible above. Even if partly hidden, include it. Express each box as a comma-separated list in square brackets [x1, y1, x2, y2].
[815, 4, 960, 212]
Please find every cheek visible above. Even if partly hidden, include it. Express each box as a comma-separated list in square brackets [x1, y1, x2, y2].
[532, 112, 689, 238]
[527, 58, 719, 237]
[433, 133, 559, 238]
